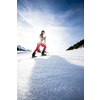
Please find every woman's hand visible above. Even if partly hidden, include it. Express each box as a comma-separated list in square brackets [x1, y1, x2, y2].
[43, 36, 46, 40]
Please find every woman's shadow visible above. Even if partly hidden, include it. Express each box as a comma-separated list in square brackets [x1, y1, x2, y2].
[24, 55, 84, 100]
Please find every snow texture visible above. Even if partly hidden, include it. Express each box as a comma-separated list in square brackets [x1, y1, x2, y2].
[17, 48, 84, 100]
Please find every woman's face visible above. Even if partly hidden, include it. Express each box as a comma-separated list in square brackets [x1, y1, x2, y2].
[42, 32, 45, 34]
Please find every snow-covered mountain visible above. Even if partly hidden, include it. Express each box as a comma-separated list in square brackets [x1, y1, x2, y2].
[17, 45, 31, 51]
[17, 48, 84, 100]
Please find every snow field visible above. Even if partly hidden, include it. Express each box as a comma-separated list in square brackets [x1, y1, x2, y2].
[17, 48, 84, 100]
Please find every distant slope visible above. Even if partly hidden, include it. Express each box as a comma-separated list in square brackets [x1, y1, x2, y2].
[66, 39, 84, 51]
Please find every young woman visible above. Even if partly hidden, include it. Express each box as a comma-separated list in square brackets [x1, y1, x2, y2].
[32, 30, 47, 58]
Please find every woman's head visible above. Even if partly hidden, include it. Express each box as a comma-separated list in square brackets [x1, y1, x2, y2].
[41, 30, 45, 34]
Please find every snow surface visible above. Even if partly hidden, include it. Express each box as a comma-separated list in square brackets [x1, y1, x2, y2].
[17, 48, 84, 100]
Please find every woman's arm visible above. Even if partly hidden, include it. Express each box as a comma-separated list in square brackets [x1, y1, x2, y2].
[42, 36, 46, 40]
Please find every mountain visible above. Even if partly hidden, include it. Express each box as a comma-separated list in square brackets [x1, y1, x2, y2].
[17, 45, 31, 51]
[66, 39, 84, 51]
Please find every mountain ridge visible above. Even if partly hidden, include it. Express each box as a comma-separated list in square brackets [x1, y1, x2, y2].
[66, 39, 84, 51]
[17, 45, 31, 51]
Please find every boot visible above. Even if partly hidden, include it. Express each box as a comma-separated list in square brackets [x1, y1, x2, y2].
[41, 50, 46, 56]
[32, 52, 36, 58]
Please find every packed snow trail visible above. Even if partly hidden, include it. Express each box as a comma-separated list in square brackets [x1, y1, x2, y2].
[17, 49, 84, 100]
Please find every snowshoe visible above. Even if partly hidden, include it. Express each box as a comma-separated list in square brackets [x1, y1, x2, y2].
[32, 52, 37, 58]
[41, 50, 47, 56]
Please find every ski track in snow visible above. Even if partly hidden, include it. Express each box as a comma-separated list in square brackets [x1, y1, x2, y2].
[17, 48, 84, 100]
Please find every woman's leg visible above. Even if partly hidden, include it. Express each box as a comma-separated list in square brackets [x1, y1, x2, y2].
[40, 42, 46, 50]
[39, 42, 47, 56]
[34, 42, 41, 53]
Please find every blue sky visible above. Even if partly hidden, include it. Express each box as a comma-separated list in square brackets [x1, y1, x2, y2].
[17, 0, 84, 52]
